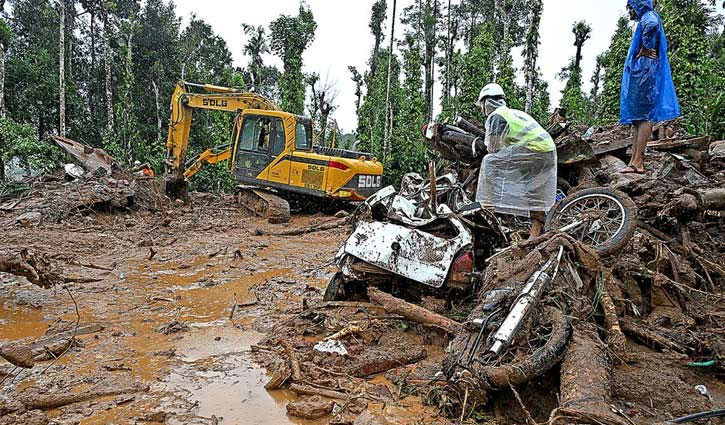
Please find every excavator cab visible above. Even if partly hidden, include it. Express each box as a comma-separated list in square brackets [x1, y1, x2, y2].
[229, 110, 314, 188]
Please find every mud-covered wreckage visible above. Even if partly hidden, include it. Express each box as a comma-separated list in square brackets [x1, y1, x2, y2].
[303, 114, 725, 424]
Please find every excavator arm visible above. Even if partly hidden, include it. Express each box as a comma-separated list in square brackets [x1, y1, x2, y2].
[183, 145, 232, 179]
[165, 81, 279, 181]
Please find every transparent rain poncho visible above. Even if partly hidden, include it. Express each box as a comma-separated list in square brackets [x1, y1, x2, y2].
[476, 101, 558, 217]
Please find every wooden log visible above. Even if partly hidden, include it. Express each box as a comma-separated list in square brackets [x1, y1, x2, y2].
[258, 218, 348, 237]
[367, 287, 462, 334]
[279, 339, 302, 383]
[264, 366, 291, 390]
[22, 383, 149, 410]
[620, 319, 689, 353]
[556, 323, 626, 425]
[0, 250, 65, 288]
[346, 346, 427, 377]
[600, 277, 627, 362]
[288, 384, 350, 401]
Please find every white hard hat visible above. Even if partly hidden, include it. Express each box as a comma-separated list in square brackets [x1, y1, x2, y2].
[476, 83, 505, 107]
[134, 160, 141, 166]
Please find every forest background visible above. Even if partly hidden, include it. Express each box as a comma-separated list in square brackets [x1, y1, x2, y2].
[0, 0, 722, 190]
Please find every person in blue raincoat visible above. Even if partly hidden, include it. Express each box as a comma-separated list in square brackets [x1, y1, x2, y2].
[620, 0, 680, 174]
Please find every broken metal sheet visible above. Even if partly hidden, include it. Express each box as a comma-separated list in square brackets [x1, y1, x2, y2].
[51, 136, 117, 175]
[314, 340, 348, 356]
[343, 218, 472, 288]
[364, 185, 397, 208]
[592, 138, 633, 155]
[709, 140, 725, 159]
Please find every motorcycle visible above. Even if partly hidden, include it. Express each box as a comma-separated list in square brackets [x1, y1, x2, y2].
[323, 120, 637, 302]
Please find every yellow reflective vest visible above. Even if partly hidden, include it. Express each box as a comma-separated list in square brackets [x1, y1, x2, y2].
[494, 106, 555, 153]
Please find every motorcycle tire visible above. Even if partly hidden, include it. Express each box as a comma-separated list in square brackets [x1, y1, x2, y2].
[546, 187, 637, 257]
[323, 272, 345, 302]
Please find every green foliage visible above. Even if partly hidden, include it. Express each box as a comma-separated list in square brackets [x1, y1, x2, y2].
[369, 0, 387, 79]
[530, 77, 551, 123]
[269, 4, 317, 115]
[496, 46, 525, 111]
[559, 21, 593, 124]
[597, 16, 632, 124]
[0, 17, 11, 47]
[6, 0, 63, 137]
[389, 34, 428, 187]
[658, 0, 716, 135]
[0, 117, 59, 173]
[451, 26, 496, 123]
[560, 66, 590, 123]
[356, 50, 402, 181]
[241, 24, 279, 100]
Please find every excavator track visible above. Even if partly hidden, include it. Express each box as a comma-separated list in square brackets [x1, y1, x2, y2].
[235, 186, 291, 224]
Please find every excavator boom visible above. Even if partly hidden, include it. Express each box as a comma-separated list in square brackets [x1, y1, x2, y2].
[165, 81, 279, 180]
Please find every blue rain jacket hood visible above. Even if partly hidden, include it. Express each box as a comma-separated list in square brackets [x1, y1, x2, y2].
[628, 0, 653, 19]
[620, 0, 680, 124]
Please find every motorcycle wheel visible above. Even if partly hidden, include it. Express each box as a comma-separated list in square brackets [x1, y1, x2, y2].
[323, 272, 345, 302]
[546, 187, 637, 257]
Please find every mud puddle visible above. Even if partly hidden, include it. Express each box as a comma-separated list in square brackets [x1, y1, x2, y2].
[163, 327, 320, 425]
[0, 298, 48, 341]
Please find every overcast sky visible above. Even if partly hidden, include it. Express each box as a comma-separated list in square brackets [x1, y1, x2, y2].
[173, 0, 722, 133]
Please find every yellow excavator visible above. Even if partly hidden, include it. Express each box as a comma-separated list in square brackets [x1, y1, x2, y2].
[164, 81, 384, 222]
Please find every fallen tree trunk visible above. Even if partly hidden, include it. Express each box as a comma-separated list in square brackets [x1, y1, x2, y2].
[668, 188, 725, 219]
[367, 287, 462, 334]
[279, 339, 302, 383]
[601, 277, 627, 362]
[620, 318, 689, 353]
[553, 323, 625, 425]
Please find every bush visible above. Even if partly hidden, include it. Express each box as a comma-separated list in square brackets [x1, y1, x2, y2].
[0, 117, 60, 175]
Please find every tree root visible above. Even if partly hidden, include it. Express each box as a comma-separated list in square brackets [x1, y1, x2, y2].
[0, 250, 65, 288]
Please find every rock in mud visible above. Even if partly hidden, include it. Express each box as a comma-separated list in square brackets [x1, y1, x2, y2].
[0, 409, 48, 425]
[286, 396, 335, 420]
[157, 320, 189, 335]
[0, 342, 35, 369]
[15, 212, 42, 227]
[0, 394, 24, 415]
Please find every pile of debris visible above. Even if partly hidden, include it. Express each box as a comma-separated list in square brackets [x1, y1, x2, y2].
[0, 136, 167, 226]
[254, 119, 724, 424]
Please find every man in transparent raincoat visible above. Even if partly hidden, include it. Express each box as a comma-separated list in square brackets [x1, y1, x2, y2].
[474, 83, 557, 239]
[620, 0, 680, 174]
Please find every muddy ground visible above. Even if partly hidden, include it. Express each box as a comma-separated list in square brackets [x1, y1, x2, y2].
[0, 193, 723, 425]
[0, 196, 373, 425]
